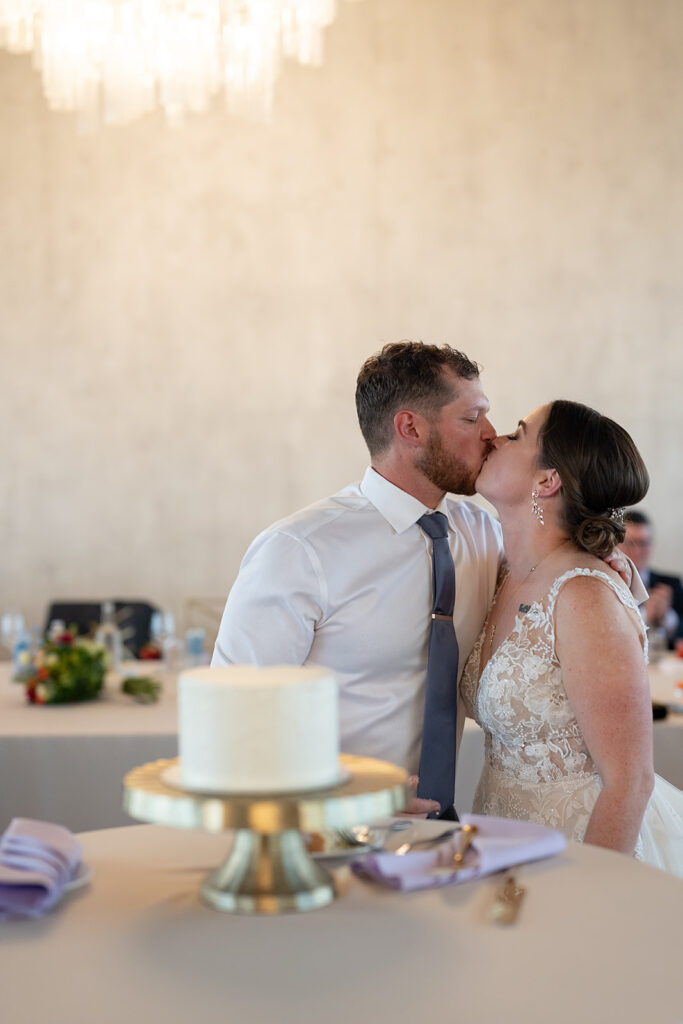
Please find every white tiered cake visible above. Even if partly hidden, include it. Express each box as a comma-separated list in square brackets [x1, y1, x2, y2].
[177, 665, 341, 794]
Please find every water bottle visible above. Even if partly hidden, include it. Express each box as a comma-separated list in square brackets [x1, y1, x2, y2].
[185, 627, 206, 667]
[151, 610, 178, 670]
[95, 601, 123, 673]
[13, 629, 31, 674]
[2, 613, 29, 673]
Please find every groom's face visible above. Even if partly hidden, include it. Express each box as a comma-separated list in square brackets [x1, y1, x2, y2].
[416, 373, 496, 496]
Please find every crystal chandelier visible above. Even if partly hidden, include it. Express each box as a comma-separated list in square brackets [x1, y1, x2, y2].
[0, 1, 355, 126]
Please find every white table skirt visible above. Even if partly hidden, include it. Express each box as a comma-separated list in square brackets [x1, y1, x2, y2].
[1, 660, 680, 832]
[2, 823, 682, 1024]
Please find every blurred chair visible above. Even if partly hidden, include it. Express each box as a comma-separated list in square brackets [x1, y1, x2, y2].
[44, 602, 100, 639]
[44, 600, 159, 658]
[183, 597, 226, 656]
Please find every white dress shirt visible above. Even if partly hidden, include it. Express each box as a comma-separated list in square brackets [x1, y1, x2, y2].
[213, 468, 504, 775]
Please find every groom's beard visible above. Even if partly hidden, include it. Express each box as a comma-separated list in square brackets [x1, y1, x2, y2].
[416, 430, 483, 496]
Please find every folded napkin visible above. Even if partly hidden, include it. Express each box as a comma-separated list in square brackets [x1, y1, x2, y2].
[351, 814, 567, 891]
[0, 818, 83, 920]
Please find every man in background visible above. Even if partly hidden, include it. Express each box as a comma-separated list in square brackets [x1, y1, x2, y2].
[620, 510, 683, 647]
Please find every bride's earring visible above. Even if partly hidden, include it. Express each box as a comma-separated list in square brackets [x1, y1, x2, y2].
[531, 489, 545, 526]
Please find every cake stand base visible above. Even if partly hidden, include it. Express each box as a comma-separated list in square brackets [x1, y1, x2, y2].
[201, 829, 334, 913]
[123, 755, 408, 914]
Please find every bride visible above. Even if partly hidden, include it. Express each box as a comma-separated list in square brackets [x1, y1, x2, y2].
[460, 399, 683, 873]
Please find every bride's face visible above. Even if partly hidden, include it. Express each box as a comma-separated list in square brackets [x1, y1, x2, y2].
[476, 404, 550, 507]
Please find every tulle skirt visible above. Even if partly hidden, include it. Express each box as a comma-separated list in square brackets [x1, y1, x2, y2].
[636, 774, 683, 878]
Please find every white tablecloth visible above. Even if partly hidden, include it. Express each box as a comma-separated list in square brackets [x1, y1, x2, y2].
[2, 823, 681, 1024]
[1, 660, 680, 832]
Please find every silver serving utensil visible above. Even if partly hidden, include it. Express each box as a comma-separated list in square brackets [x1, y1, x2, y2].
[335, 821, 410, 848]
[334, 827, 380, 848]
[395, 826, 461, 856]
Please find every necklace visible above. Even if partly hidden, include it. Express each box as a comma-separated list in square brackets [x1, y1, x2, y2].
[483, 567, 536, 653]
[483, 544, 568, 654]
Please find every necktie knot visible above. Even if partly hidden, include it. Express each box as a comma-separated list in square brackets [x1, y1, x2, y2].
[418, 511, 448, 541]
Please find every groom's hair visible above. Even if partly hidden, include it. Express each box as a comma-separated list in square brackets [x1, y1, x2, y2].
[355, 341, 480, 456]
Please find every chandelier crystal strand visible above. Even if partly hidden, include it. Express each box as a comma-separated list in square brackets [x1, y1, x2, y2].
[0, 0, 355, 127]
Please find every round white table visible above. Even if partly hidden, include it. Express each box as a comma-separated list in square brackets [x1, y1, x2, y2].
[2, 823, 681, 1023]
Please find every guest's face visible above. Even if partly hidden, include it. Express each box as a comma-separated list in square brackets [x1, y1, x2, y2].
[620, 523, 652, 573]
[475, 404, 549, 508]
[416, 373, 496, 496]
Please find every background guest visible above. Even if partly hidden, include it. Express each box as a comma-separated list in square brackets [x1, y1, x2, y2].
[620, 510, 683, 647]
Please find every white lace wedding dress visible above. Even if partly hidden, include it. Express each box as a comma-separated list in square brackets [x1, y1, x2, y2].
[460, 567, 683, 876]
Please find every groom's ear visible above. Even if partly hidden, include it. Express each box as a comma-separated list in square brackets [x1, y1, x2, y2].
[394, 409, 428, 448]
[536, 468, 562, 498]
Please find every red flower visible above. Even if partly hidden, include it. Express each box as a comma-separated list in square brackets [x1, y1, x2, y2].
[140, 643, 162, 660]
[58, 631, 74, 645]
[26, 681, 38, 703]
[37, 667, 49, 681]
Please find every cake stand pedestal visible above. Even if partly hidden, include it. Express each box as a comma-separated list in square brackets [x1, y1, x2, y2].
[123, 754, 408, 914]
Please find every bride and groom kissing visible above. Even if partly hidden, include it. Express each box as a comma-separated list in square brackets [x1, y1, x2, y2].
[213, 341, 683, 875]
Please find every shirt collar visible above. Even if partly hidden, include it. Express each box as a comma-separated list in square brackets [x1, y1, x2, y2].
[360, 466, 454, 535]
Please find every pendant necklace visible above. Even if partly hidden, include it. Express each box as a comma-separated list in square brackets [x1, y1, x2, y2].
[484, 544, 567, 654]
[484, 567, 536, 653]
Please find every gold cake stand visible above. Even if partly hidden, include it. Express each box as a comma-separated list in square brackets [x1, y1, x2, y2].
[123, 754, 408, 914]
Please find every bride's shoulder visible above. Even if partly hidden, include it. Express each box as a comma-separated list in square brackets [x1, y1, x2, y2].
[549, 557, 635, 615]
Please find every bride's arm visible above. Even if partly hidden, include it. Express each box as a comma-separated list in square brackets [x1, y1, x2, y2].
[555, 577, 654, 854]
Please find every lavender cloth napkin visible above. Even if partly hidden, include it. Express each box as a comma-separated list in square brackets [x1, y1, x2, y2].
[0, 818, 83, 920]
[351, 814, 567, 891]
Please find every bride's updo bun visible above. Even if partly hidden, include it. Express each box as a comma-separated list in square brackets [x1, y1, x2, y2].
[574, 514, 625, 559]
[537, 401, 649, 559]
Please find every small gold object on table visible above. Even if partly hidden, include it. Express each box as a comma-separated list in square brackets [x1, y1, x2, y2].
[123, 754, 408, 915]
[489, 874, 527, 924]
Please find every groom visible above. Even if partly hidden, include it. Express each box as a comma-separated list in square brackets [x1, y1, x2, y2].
[212, 341, 503, 816]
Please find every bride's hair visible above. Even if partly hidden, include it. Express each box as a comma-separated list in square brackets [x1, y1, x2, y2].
[537, 400, 649, 558]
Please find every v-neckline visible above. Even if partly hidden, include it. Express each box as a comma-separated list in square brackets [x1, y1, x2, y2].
[477, 569, 544, 680]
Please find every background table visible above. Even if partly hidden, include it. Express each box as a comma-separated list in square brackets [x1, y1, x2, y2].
[0, 663, 178, 831]
[648, 655, 683, 788]
[1, 659, 680, 832]
[2, 822, 682, 1024]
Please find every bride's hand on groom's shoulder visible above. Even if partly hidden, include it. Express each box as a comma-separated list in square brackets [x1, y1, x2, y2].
[399, 776, 442, 817]
[603, 550, 648, 603]
[604, 549, 632, 588]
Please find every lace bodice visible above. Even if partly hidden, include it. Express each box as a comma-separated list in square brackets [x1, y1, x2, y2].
[460, 567, 646, 841]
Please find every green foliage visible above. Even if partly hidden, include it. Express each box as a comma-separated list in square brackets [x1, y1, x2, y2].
[14, 628, 106, 704]
[121, 676, 162, 704]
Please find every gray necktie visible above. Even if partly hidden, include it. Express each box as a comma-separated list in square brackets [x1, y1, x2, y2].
[417, 512, 459, 820]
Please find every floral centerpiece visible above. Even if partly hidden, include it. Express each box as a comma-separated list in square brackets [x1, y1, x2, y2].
[14, 628, 107, 704]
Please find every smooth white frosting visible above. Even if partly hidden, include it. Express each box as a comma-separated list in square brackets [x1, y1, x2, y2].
[178, 665, 340, 794]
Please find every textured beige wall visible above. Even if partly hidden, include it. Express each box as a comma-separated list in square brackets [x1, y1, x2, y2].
[1, 0, 682, 633]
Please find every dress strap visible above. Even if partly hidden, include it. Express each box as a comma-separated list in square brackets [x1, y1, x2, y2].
[547, 567, 647, 657]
